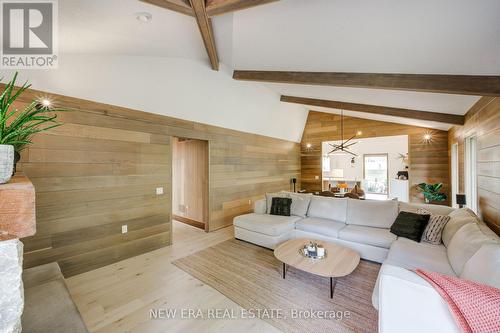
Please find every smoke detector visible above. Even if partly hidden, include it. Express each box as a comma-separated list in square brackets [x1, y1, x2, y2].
[135, 12, 152, 23]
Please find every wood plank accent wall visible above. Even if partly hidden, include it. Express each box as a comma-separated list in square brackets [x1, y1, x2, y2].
[13, 88, 300, 277]
[449, 97, 500, 235]
[301, 111, 450, 205]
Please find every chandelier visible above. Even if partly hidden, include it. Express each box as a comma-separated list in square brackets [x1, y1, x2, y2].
[327, 110, 358, 156]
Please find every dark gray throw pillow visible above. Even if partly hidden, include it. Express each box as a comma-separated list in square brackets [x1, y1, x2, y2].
[390, 211, 430, 242]
[270, 197, 292, 216]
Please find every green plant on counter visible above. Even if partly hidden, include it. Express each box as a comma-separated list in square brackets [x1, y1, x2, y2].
[417, 183, 447, 203]
[0, 72, 64, 152]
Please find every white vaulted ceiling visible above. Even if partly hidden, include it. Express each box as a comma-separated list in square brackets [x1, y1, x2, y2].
[59, 0, 206, 58]
[231, 0, 500, 75]
[10, 0, 500, 141]
[228, 0, 500, 130]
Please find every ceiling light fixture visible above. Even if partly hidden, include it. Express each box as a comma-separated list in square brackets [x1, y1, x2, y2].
[328, 110, 358, 156]
[135, 12, 152, 23]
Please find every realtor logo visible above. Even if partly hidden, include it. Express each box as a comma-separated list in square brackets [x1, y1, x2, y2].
[1, 0, 58, 69]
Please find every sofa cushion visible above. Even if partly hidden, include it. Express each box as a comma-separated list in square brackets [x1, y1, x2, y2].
[446, 223, 498, 275]
[347, 199, 398, 228]
[233, 213, 300, 237]
[441, 208, 481, 247]
[448, 207, 482, 223]
[441, 217, 475, 248]
[253, 199, 267, 214]
[399, 202, 455, 216]
[289, 193, 312, 218]
[295, 217, 346, 238]
[460, 243, 500, 289]
[339, 225, 397, 249]
[266, 191, 313, 217]
[386, 238, 456, 276]
[307, 197, 347, 222]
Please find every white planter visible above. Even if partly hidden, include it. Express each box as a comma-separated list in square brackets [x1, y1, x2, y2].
[0, 145, 14, 184]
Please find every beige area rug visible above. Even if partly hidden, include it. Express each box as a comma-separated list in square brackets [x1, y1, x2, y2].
[172, 239, 380, 333]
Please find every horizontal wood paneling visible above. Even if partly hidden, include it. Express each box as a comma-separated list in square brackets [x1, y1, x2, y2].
[301, 111, 449, 205]
[13, 88, 300, 277]
[449, 97, 500, 235]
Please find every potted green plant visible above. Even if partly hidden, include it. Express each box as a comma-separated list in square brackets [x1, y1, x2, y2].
[0, 73, 63, 184]
[417, 183, 447, 203]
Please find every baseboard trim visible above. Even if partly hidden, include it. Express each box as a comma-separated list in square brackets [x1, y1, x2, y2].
[173, 215, 205, 230]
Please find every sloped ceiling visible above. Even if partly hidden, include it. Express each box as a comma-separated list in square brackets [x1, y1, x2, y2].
[13, 0, 500, 141]
[229, 0, 500, 130]
[232, 0, 500, 74]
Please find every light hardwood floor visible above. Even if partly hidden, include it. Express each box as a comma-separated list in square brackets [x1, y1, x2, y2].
[65, 221, 280, 333]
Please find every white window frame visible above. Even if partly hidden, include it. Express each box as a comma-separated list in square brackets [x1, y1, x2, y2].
[322, 156, 331, 172]
[465, 136, 478, 213]
[363, 153, 389, 195]
[451, 143, 459, 207]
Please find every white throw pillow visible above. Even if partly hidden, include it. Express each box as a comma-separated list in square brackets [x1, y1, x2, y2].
[447, 223, 498, 275]
[416, 208, 450, 245]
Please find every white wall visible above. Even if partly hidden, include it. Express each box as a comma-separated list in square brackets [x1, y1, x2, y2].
[2, 54, 308, 142]
[322, 135, 409, 181]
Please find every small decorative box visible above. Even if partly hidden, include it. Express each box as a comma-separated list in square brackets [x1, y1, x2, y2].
[300, 241, 327, 259]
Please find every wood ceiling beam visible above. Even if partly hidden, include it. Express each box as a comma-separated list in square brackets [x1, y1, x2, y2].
[233, 71, 500, 97]
[280, 95, 465, 125]
[206, 0, 279, 17]
[189, 0, 219, 70]
[140, 0, 194, 16]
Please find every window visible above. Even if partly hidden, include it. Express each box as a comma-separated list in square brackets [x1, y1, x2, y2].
[465, 136, 477, 213]
[363, 154, 388, 194]
[322, 156, 330, 172]
[451, 143, 459, 207]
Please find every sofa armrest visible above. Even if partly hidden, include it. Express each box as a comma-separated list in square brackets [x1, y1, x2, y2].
[254, 199, 266, 214]
[379, 264, 459, 333]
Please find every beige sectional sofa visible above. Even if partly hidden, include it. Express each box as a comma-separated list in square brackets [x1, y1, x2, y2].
[234, 195, 453, 262]
[233, 194, 500, 333]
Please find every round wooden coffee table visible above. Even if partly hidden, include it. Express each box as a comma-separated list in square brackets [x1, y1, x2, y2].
[274, 238, 360, 298]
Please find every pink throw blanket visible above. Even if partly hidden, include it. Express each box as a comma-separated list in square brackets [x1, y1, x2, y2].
[415, 269, 500, 333]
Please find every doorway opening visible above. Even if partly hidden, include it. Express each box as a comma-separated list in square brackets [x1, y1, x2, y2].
[172, 137, 209, 232]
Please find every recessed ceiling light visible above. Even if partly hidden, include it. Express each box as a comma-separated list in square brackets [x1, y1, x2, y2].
[135, 12, 152, 23]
